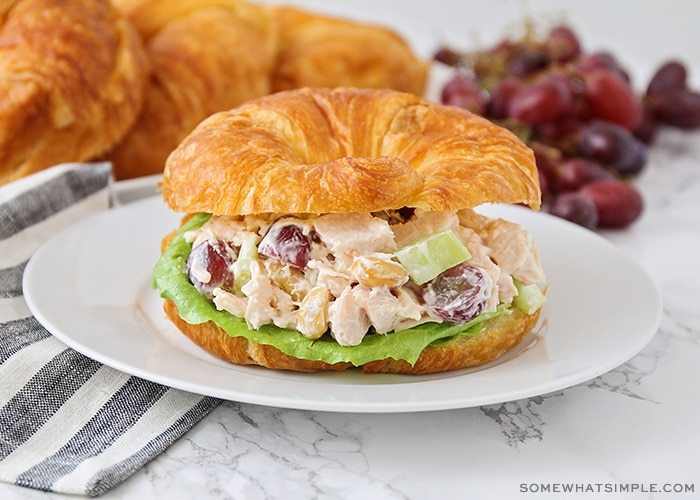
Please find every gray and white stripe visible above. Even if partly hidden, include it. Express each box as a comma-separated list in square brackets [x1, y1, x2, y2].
[0, 164, 221, 496]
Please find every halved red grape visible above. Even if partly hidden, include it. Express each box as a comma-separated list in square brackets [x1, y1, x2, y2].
[422, 263, 490, 324]
[187, 239, 235, 299]
[580, 180, 644, 228]
[258, 222, 312, 268]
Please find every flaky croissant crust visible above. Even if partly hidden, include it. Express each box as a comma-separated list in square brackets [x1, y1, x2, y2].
[0, 0, 148, 186]
[106, 1, 428, 180]
[163, 87, 541, 215]
[264, 5, 428, 96]
[105, 0, 277, 180]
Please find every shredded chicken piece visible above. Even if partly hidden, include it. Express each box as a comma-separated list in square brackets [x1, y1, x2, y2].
[241, 261, 296, 329]
[391, 287, 437, 331]
[328, 285, 371, 346]
[306, 259, 351, 298]
[212, 288, 247, 318]
[351, 285, 397, 334]
[482, 219, 546, 285]
[313, 212, 396, 267]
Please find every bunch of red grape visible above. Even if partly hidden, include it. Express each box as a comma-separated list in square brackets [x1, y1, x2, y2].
[434, 24, 700, 230]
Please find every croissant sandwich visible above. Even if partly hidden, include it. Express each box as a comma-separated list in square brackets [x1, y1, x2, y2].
[153, 87, 547, 374]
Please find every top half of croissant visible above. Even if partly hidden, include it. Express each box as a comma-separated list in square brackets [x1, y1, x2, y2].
[162, 87, 540, 216]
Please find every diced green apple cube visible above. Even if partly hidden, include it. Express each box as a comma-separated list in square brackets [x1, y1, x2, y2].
[394, 229, 471, 285]
[513, 278, 547, 314]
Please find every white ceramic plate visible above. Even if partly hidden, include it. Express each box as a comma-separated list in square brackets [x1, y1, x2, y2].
[23, 196, 662, 413]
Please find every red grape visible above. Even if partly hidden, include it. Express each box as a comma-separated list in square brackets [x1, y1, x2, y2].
[433, 47, 462, 67]
[644, 60, 700, 128]
[648, 90, 700, 129]
[583, 68, 643, 130]
[487, 76, 523, 119]
[258, 222, 312, 268]
[551, 157, 614, 193]
[441, 73, 487, 114]
[546, 25, 581, 63]
[422, 263, 490, 324]
[548, 191, 599, 229]
[536, 115, 585, 144]
[646, 60, 687, 95]
[187, 239, 235, 299]
[578, 121, 647, 176]
[632, 105, 658, 144]
[578, 121, 619, 164]
[531, 142, 564, 195]
[580, 180, 644, 228]
[577, 51, 630, 82]
[507, 73, 576, 125]
[508, 49, 548, 77]
[615, 139, 647, 176]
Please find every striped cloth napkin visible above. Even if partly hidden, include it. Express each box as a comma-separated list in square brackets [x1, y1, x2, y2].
[0, 163, 221, 497]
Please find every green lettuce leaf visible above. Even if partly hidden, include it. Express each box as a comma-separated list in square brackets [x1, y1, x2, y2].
[152, 214, 510, 367]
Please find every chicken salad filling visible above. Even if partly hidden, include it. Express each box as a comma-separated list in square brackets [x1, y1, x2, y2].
[180, 207, 546, 348]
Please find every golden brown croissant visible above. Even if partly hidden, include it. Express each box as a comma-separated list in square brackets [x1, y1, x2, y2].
[264, 5, 429, 95]
[164, 87, 541, 215]
[0, 0, 149, 186]
[104, 0, 277, 180]
[104, 0, 429, 179]
[155, 88, 545, 374]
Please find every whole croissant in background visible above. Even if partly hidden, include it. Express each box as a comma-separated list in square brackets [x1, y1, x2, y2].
[0, 0, 148, 187]
[0, 0, 429, 185]
[264, 5, 428, 95]
[104, 0, 429, 179]
[103, 0, 278, 180]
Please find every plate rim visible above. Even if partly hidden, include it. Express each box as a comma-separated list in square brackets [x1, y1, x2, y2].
[22, 196, 663, 413]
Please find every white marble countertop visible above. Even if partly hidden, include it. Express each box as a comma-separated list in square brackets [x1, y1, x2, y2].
[2, 1, 699, 498]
